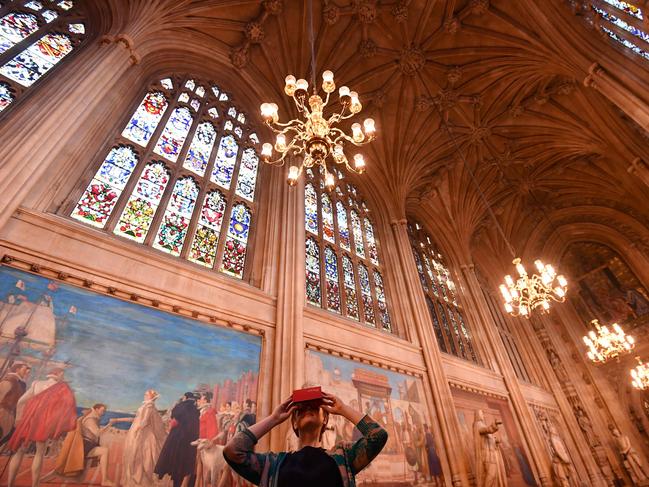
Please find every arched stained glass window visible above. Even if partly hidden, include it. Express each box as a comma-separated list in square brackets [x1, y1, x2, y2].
[71, 76, 262, 280]
[579, 0, 649, 60]
[0, 1, 85, 113]
[409, 221, 481, 364]
[304, 171, 392, 332]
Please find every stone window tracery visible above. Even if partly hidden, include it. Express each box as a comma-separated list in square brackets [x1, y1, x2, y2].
[305, 168, 392, 332]
[408, 222, 480, 363]
[71, 76, 261, 280]
[0, 0, 85, 113]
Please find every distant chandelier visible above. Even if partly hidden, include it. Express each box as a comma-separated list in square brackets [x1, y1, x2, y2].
[631, 357, 649, 390]
[583, 319, 635, 363]
[259, 70, 376, 189]
[499, 258, 567, 317]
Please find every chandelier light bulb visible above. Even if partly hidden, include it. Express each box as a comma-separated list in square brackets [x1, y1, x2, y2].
[287, 165, 299, 186]
[259, 70, 376, 188]
[363, 118, 376, 134]
[275, 133, 287, 151]
[534, 260, 544, 272]
[351, 123, 364, 142]
[285, 75, 297, 96]
[261, 143, 273, 159]
[353, 154, 365, 173]
[557, 275, 567, 287]
[296, 78, 309, 92]
[325, 172, 335, 189]
[504, 275, 514, 287]
[631, 357, 649, 390]
[515, 261, 527, 277]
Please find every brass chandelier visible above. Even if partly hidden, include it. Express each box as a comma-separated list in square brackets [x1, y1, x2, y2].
[631, 357, 649, 390]
[499, 258, 568, 317]
[260, 72, 375, 189]
[583, 319, 635, 363]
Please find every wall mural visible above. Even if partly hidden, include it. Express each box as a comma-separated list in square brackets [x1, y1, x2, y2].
[0, 266, 261, 487]
[451, 387, 535, 487]
[305, 349, 445, 486]
[563, 241, 649, 329]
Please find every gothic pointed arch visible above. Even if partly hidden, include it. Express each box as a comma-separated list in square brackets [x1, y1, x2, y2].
[0, 1, 86, 114]
[305, 168, 392, 332]
[70, 76, 262, 280]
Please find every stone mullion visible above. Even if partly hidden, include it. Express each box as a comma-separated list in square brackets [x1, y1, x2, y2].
[105, 87, 180, 235]
[390, 219, 470, 487]
[461, 264, 554, 486]
[330, 189, 348, 318]
[268, 167, 305, 450]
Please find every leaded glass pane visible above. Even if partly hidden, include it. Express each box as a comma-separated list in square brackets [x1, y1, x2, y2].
[336, 201, 350, 251]
[436, 302, 457, 356]
[364, 218, 379, 265]
[188, 190, 226, 268]
[153, 106, 193, 162]
[342, 255, 359, 320]
[324, 246, 341, 313]
[358, 264, 375, 325]
[305, 183, 318, 235]
[446, 306, 467, 359]
[152, 177, 199, 256]
[114, 162, 170, 242]
[71, 146, 138, 228]
[0, 33, 73, 87]
[122, 92, 168, 147]
[220, 203, 251, 278]
[235, 148, 259, 201]
[183, 121, 216, 177]
[41, 10, 57, 23]
[58, 1, 73, 10]
[68, 23, 84, 34]
[0, 81, 13, 110]
[211, 135, 238, 189]
[25, 2, 43, 11]
[0, 13, 39, 54]
[374, 271, 390, 331]
[426, 297, 447, 353]
[321, 193, 335, 243]
[306, 238, 321, 306]
[350, 210, 365, 258]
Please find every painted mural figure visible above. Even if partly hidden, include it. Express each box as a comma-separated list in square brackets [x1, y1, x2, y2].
[472, 409, 507, 487]
[424, 423, 443, 486]
[80, 403, 115, 486]
[7, 367, 77, 487]
[0, 362, 31, 445]
[224, 392, 388, 487]
[611, 427, 649, 484]
[112, 389, 167, 487]
[155, 392, 201, 487]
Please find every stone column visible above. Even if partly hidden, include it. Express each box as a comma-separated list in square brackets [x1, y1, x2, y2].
[584, 63, 649, 132]
[0, 36, 140, 230]
[390, 219, 470, 487]
[459, 263, 554, 487]
[268, 168, 305, 450]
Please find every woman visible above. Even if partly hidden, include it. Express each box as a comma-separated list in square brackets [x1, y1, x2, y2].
[112, 389, 167, 487]
[224, 391, 387, 487]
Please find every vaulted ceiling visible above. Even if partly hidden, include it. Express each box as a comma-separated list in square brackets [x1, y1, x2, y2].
[102, 0, 649, 266]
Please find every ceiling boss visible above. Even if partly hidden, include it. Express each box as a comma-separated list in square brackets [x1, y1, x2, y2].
[259, 71, 376, 189]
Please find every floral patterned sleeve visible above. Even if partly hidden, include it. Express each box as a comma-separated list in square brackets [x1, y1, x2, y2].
[223, 428, 271, 486]
[346, 415, 389, 474]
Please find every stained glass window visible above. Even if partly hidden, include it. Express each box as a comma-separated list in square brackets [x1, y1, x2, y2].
[587, 0, 649, 61]
[0, 2, 85, 113]
[306, 237, 321, 306]
[409, 222, 480, 364]
[152, 177, 199, 256]
[304, 174, 391, 331]
[71, 76, 262, 280]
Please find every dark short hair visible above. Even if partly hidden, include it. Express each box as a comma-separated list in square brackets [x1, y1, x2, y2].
[93, 403, 107, 411]
[10, 363, 29, 373]
[184, 392, 199, 401]
[200, 392, 213, 402]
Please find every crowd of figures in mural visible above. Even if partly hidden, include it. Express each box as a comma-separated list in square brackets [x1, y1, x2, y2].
[305, 350, 444, 486]
[0, 267, 261, 487]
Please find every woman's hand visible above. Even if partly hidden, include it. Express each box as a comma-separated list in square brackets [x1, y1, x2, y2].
[270, 396, 296, 425]
[322, 392, 364, 425]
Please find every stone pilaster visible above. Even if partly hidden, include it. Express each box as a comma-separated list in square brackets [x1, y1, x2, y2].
[390, 219, 470, 487]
